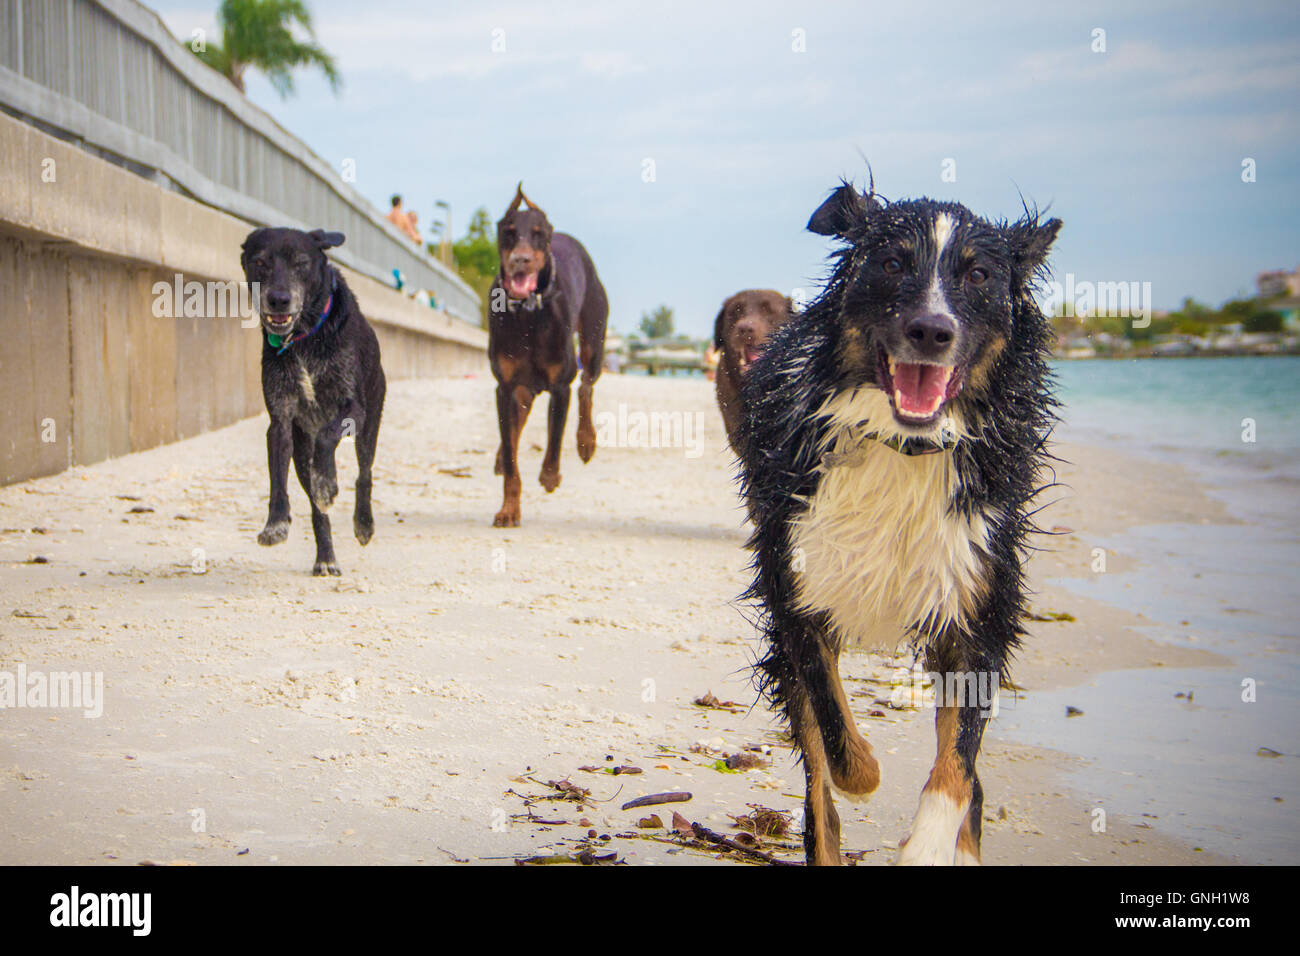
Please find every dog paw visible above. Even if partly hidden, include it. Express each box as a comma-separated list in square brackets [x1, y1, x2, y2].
[493, 506, 521, 528]
[829, 735, 881, 800]
[895, 791, 964, 865]
[954, 846, 982, 866]
[257, 520, 289, 546]
[539, 465, 562, 493]
[354, 514, 374, 546]
[310, 471, 338, 511]
[312, 560, 342, 577]
[576, 427, 596, 463]
[895, 830, 957, 866]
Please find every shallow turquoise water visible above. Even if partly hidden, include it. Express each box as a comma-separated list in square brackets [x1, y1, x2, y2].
[1053, 356, 1300, 459]
[1001, 357, 1300, 862]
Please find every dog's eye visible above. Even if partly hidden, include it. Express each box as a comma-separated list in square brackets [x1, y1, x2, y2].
[881, 257, 902, 275]
[967, 267, 989, 286]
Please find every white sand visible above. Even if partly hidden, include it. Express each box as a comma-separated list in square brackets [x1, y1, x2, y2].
[0, 374, 1237, 864]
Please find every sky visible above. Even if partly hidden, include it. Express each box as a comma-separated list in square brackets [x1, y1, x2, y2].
[152, 0, 1300, 337]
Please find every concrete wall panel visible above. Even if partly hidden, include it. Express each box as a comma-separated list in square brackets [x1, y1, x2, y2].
[1, 114, 486, 487]
[125, 267, 177, 453]
[0, 239, 72, 483]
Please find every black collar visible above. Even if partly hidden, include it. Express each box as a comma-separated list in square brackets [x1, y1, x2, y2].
[822, 427, 957, 468]
[499, 254, 557, 313]
[268, 273, 337, 354]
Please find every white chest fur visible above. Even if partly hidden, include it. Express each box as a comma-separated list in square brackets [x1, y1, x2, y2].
[296, 359, 316, 406]
[789, 388, 991, 650]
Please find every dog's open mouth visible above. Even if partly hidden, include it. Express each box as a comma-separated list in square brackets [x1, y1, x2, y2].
[263, 313, 294, 332]
[738, 343, 766, 373]
[879, 349, 965, 425]
[505, 271, 538, 300]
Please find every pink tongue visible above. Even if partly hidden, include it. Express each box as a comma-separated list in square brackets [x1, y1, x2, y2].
[893, 363, 953, 417]
[508, 273, 537, 298]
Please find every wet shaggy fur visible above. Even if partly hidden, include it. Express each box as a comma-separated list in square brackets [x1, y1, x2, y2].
[241, 227, 386, 576]
[488, 183, 608, 528]
[736, 181, 1061, 865]
[713, 289, 793, 455]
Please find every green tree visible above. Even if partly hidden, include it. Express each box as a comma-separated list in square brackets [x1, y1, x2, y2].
[438, 207, 498, 328]
[1244, 310, 1284, 333]
[639, 305, 674, 339]
[192, 0, 341, 97]
[451, 208, 499, 277]
[1217, 299, 1256, 327]
[1171, 317, 1210, 336]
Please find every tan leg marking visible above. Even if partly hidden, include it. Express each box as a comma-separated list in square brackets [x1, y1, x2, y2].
[897, 705, 971, 866]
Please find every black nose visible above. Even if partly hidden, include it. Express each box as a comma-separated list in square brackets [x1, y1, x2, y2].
[904, 313, 958, 356]
[266, 291, 291, 313]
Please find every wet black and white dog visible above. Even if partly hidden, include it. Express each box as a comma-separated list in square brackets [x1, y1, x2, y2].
[737, 182, 1061, 865]
[241, 227, 386, 576]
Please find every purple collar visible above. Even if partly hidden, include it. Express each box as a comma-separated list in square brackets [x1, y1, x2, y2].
[269, 276, 337, 354]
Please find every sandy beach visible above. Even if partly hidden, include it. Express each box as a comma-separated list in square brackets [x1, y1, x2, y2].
[0, 372, 1275, 865]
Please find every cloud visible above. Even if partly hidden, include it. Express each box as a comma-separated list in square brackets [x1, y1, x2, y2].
[144, 0, 1300, 327]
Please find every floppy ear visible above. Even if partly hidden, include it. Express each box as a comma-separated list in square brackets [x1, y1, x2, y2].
[807, 183, 875, 238]
[1008, 217, 1062, 277]
[240, 228, 267, 270]
[309, 229, 346, 250]
[713, 300, 730, 350]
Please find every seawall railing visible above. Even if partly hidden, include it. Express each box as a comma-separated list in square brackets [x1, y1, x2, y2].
[0, 0, 480, 324]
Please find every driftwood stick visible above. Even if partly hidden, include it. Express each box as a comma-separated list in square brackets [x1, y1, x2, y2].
[620, 791, 693, 811]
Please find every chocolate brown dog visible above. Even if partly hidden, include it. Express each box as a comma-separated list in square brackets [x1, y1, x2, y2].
[488, 184, 608, 527]
[713, 289, 792, 453]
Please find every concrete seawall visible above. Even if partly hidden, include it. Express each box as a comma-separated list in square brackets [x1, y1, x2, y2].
[0, 110, 487, 486]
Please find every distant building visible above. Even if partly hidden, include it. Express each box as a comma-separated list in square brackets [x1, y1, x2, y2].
[1254, 267, 1300, 329]
[603, 333, 627, 373]
[1257, 266, 1300, 299]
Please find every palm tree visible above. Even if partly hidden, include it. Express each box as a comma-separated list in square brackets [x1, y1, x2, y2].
[193, 0, 341, 98]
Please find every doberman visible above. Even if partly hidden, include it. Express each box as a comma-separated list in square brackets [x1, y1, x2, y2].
[488, 184, 608, 527]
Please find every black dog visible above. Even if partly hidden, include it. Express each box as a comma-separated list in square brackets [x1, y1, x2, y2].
[488, 183, 608, 527]
[240, 227, 386, 575]
[737, 181, 1061, 865]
